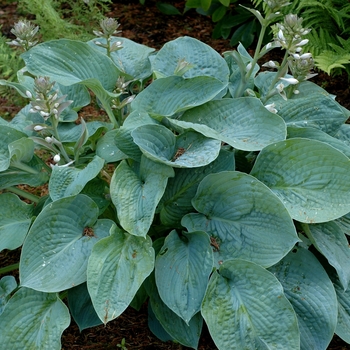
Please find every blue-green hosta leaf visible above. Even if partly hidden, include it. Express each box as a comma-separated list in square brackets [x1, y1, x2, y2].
[0, 125, 27, 171]
[147, 273, 203, 349]
[0, 155, 49, 190]
[151, 36, 229, 83]
[0, 287, 70, 350]
[269, 247, 337, 350]
[57, 121, 111, 143]
[21, 40, 121, 124]
[0, 276, 17, 315]
[131, 75, 227, 117]
[287, 126, 350, 157]
[148, 302, 173, 342]
[59, 83, 90, 111]
[96, 129, 128, 163]
[0, 193, 34, 251]
[49, 155, 105, 201]
[182, 171, 298, 268]
[87, 225, 154, 323]
[110, 156, 174, 237]
[20, 195, 113, 292]
[132, 125, 221, 168]
[266, 80, 348, 136]
[115, 110, 159, 161]
[67, 282, 102, 331]
[334, 123, 350, 148]
[202, 259, 299, 350]
[89, 37, 155, 80]
[159, 149, 235, 227]
[22, 39, 119, 90]
[304, 222, 350, 290]
[155, 230, 213, 323]
[170, 98, 286, 151]
[251, 138, 350, 223]
[328, 269, 350, 343]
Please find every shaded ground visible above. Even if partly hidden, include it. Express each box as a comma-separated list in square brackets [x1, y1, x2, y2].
[0, 1, 350, 349]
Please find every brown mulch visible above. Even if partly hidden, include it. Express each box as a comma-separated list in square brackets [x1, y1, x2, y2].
[1, 1, 350, 349]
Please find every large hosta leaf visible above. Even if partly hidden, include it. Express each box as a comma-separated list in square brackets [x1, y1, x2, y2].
[251, 138, 350, 223]
[155, 230, 213, 323]
[0, 287, 70, 350]
[20, 195, 113, 292]
[159, 149, 235, 227]
[303, 222, 350, 290]
[151, 36, 229, 83]
[269, 247, 337, 350]
[0, 193, 34, 251]
[265, 79, 348, 135]
[131, 75, 227, 116]
[49, 155, 105, 201]
[170, 98, 286, 151]
[132, 125, 221, 168]
[96, 129, 127, 163]
[202, 259, 299, 350]
[182, 171, 298, 268]
[110, 156, 174, 237]
[87, 225, 154, 323]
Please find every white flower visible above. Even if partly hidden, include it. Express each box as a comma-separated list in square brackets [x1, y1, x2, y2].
[280, 77, 299, 85]
[53, 154, 61, 163]
[40, 111, 50, 118]
[34, 125, 45, 131]
[45, 136, 53, 143]
[297, 39, 309, 47]
[25, 90, 32, 98]
[294, 90, 300, 94]
[265, 103, 278, 114]
[263, 60, 278, 69]
[300, 53, 312, 59]
[246, 63, 252, 71]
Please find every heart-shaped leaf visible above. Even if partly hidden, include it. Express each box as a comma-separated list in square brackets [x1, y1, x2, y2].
[202, 259, 299, 349]
[0, 276, 17, 315]
[132, 125, 221, 168]
[20, 195, 113, 292]
[171, 98, 286, 151]
[155, 230, 213, 323]
[0, 287, 70, 350]
[110, 156, 174, 237]
[87, 225, 154, 323]
[251, 138, 350, 223]
[182, 171, 299, 267]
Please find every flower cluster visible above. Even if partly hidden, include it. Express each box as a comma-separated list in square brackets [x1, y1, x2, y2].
[7, 20, 39, 51]
[264, 0, 290, 14]
[28, 77, 73, 121]
[93, 18, 123, 54]
[272, 14, 311, 54]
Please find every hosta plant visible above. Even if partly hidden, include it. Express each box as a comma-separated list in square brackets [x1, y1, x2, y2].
[0, 2, 350, 349]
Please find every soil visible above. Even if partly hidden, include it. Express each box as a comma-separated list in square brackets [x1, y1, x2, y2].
[0, 1, 350, 349]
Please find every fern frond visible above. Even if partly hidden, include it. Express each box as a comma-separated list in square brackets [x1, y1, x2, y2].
[314, 50, 350, 75]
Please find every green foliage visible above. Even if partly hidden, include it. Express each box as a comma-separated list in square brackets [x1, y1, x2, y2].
[1, 11, 350, 350]
[18, 0, 111, 41]
[288, 0, 350, 76]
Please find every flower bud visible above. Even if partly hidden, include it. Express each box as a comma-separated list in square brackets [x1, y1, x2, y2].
[280, 77, 299, 85]
[53, 154, 61, 163]
[25, 90, 33, 99]
[34, 125, 45, 131]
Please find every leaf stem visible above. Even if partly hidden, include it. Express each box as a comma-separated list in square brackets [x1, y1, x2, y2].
[6, 186, 40, 203]
[0, 263, 19, 275]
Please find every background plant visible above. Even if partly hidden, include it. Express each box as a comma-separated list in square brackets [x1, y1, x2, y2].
[0, 2, 350, 350]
